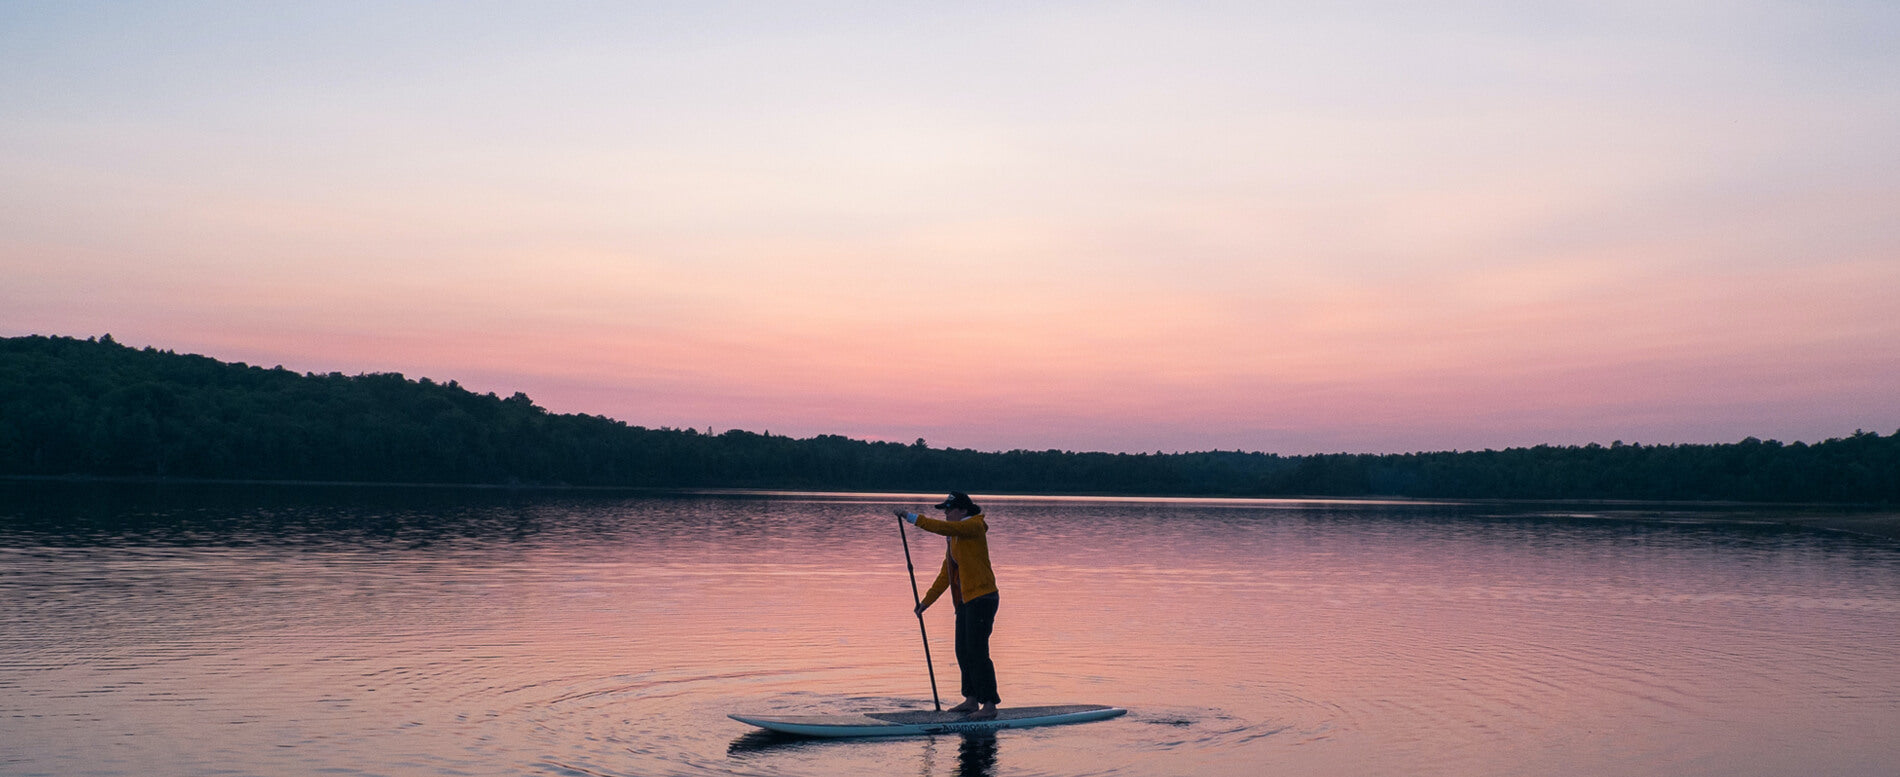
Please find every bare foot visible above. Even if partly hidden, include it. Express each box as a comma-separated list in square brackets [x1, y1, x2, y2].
[947, 699, 980, 713]
[966, 704, 998, 720]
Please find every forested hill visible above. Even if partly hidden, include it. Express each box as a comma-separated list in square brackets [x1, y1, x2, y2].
[2, 334, 1896, 503]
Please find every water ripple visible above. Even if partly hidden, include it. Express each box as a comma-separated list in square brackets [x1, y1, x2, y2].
[3, 486, 1898, 776]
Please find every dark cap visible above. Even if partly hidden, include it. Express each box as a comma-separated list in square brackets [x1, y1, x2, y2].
[933, 491, 980, 514]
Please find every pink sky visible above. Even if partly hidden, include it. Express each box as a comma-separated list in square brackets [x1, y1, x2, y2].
[4, 3, 1897, 453]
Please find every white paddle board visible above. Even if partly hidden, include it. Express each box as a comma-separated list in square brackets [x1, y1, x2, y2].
[730, 704, 1126, 738]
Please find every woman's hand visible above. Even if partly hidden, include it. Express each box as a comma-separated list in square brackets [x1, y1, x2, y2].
[914, 601, 929, 616]
[893, 509, 918, 524]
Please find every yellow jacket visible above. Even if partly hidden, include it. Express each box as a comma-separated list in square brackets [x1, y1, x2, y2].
[917, 513, 999, 608]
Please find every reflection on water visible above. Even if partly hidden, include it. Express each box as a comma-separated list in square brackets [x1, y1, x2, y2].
[2, 482, 1899, 777]
[728, 731, 998, 777]
[955, 733, 999, 777]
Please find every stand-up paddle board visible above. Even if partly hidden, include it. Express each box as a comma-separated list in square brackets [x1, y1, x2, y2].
[731, 704, 1126, 738]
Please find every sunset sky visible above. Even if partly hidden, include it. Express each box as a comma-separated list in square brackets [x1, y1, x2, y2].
[4, 2, 1897, 454]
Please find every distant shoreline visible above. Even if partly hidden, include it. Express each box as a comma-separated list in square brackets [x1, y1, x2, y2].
[6, 473, 1897, 542]
[7, 336, 1897, 505]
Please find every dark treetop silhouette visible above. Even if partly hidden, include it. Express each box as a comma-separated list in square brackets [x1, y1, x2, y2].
[2, 334, 1895, 503]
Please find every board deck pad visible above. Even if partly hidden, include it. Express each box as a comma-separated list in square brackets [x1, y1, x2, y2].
[731, 704, 1126, 738]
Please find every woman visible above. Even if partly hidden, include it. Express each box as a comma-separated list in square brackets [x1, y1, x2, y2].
[896, 491, 1001, 719]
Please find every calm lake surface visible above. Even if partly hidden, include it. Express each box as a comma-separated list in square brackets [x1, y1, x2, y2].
[3, 484, 1898, 777]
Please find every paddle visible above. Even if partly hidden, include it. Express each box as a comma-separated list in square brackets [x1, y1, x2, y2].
[896, 512, 943, 712]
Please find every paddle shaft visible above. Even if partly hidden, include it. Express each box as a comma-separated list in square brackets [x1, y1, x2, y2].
[897, 515, 943, 712]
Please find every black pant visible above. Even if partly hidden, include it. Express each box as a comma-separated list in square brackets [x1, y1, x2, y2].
[954, 592, 1001, 705]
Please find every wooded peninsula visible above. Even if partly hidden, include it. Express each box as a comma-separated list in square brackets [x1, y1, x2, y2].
[3, 334, 1895, 503]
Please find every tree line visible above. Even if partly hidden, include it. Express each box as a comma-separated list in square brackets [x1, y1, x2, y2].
[2, 334, 1895, 503]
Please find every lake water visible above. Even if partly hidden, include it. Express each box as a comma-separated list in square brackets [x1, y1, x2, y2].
[3, 484, 1898, 777]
